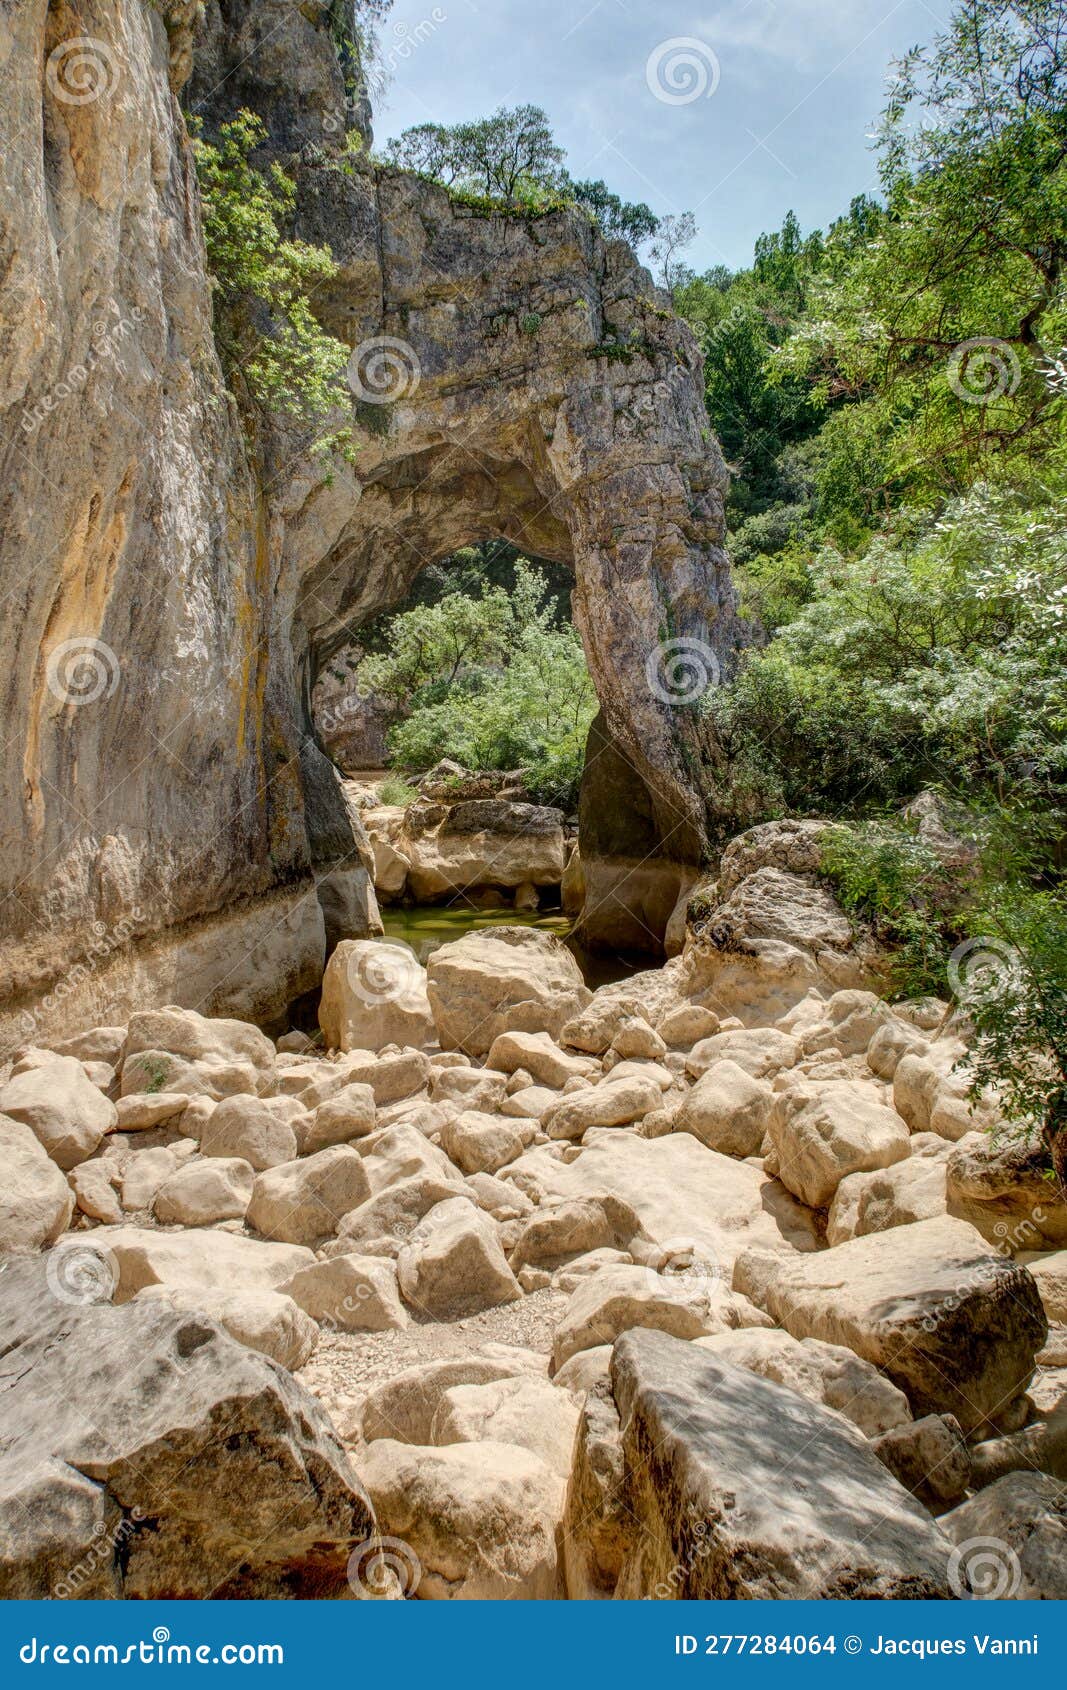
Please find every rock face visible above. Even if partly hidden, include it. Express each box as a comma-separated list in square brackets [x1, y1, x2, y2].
[0, 1258, 373, 1598]
[609, 1331, 952, 1598]
[0, 1, 737, 1044]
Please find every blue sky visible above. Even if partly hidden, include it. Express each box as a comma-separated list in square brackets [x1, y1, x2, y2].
[372, 0, 952, 272]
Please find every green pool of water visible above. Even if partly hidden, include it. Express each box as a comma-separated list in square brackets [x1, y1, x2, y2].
[379, 902, 649, 992]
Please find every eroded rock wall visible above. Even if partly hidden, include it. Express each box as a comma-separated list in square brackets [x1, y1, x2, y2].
[0, 0, 738, 1042]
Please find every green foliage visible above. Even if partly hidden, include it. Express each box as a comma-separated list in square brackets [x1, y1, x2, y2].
[384, 109, 660, 247]
[191, 111, 351, 437]
[356, 562, 596, 808]
[959, 886, 1067, 1165]
[818, 821, 961, 997]
[708, 483, 1067, 828]
[377, 776, 419, 806]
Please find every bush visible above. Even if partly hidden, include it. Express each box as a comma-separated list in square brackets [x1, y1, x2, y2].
[355, 562, 596, 809]
[192, 111, 351, 439]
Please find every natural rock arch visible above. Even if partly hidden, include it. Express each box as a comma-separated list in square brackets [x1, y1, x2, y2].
[0, 0, 737, 1044]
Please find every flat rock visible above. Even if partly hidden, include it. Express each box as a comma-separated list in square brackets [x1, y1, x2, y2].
[610, 1329, 952, 1598]
[695, 1327, 912, 1438]
[73, 1225, 314, 1301]
[735, 1216, 1047, 1435]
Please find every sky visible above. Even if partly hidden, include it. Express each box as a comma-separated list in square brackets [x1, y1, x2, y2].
[371, 0, 953, 273]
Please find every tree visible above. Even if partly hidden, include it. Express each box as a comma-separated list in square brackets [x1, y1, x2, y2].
[567, 179, 659, 246]
[649, 211, 696, 299]
[386, 105, 565, 205]
[357, 562, 597, 806]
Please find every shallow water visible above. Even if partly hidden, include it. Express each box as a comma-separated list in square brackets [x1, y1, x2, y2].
[379, 902, 650, 991]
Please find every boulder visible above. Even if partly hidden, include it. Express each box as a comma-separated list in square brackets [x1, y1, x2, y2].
[947, 1131, 1067, 1249]
[827, 1152, 948, 1245]
[300, 1082, 376, 1153]
[359, 1123, 459, 1194]
[558, 1347, 630, 1598]
[543, 1075, 662, 1141]
[199, 1095, 303, 1170]
[695, 1327, 912, 1438]
[509, 1195, 644, 1272]
[610, 1329, 951, 1598]
[76, 1225, 314, 1301]
[871, 1414, 970, 1506]
[0, 1258, 371, 1598]
[767, 1080, 910, 1209]
[0, 1115, 74, 1250]
[1023, 1251, 1067, 1323]
[331, 1174, 469, 1259]
[735, 1216, 1047, 1435]
[560, 990, 644, 1056]
[941, 1473, 1067, 1598]
[0, 1058, 116, 1169]
[799, 989, 892, 1057]
[399, 798, 566, 901]
[114, 1092, 189, 1130]
[152, 1158, 254, 1226]
[50, 1027, 126, 1067]
[486, 1030, 596, 1088]
[122, 1007, 276, 1099]
[686, 1026, 799, 1080]
[430, 1374, 580, 1477]
[359, 1438, 562, 1599]
[247, 1146, 370, 1245]
[120, 1146, 180, 1212]
[68, 1158, 123, 1225]
[439, 1110, 531, 1176]
[611, 1018, 667, 1062]
[295, 1049, 430, 1110]
[506, 1127, 820, 1274]
[133, 1286, 318, 1369]
[429, 1065, 507, 1112]
[281, 1253, 408, 1332]
[681, 865, 875, 1027]
[359, 1354, 540, 1445]
[675, 1060, 773, 1158]
[427, 928, 590, 1056]
[551, 1264, 717, 1372]
[318, 939, 436, 1054]
[657, 1003, 720, 1048]
[396, 1196, 522, 1319]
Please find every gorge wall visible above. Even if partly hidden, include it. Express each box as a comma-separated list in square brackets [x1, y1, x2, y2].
[0, 0, 739, 1046]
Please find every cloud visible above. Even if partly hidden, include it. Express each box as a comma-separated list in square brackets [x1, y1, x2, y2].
[696, 0, 889, 74]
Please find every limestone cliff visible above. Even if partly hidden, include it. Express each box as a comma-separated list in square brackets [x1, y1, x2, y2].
[0, 0, 738, 1042]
